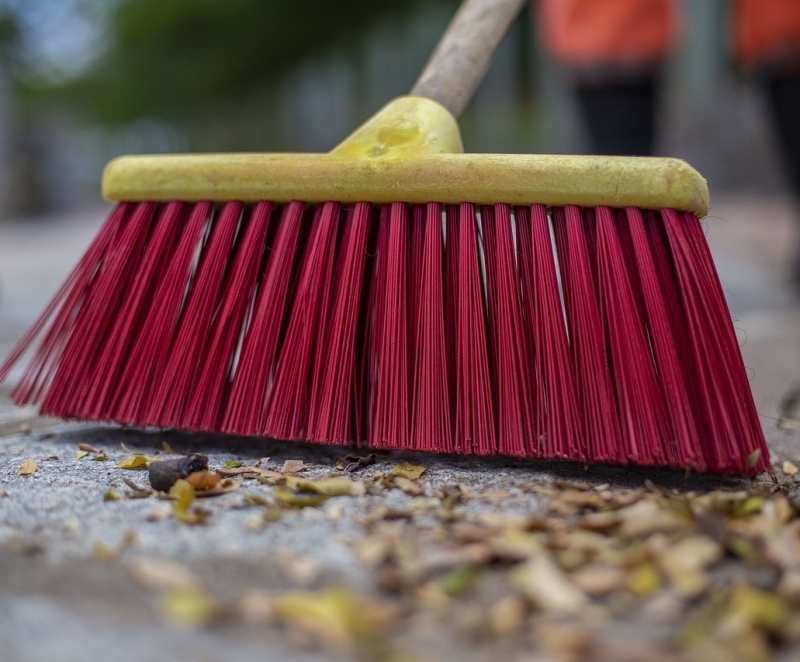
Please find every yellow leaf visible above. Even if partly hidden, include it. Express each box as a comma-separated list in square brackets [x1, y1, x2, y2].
[116, 455, 150, 470]
[75, 450, 89, 460]
[168, 479, 208, 524]
[274, 487, 328, 508]
[440, 565, 482, 596]
[272, 587, 391, 650]
[16, 459, 37, 476]
[93, 540, 117, 562]
[130, 558, 197, 592]
[161, 586, 219, 628]
[783, 460, 798, 476]
[626, 562, 661, 596]
[104, 488, 120, 502]
[730, 584, 788, 633]
[285, 475, 362, 497]
[390, 462, 426, 480]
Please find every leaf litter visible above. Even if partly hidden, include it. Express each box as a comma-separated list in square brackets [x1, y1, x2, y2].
[71, 443, 800, 659]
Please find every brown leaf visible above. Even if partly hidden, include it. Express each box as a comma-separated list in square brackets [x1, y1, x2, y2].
[281, 460, 305, 474]
[336, 453, 378, 472]
[393, 476, 423, 496]
[16, 459, 37, 476]
[657, 535, 722, 598]
[130, 558, 197, 592]
[513, 555, 588, 613]
[570, 564, 625, 597]
[78, 443, 102, 453]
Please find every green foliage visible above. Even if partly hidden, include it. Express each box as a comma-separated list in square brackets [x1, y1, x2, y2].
[63, 0, 433, 124]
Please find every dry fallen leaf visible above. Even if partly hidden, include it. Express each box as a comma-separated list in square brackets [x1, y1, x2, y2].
[78, 443, 102, 453]
[281, 460, 305, 474]
[104, 488, 121, 502]
[161, 586, 219, 628]
[168, 479, 209, 524]
[271, 587, 393, 651]
[93, 540, 118, 562]
[75, 450, 89, 460]
[393, 476, 423, 496]
[783, 461, 799, 476]
[130, 558, 197, 592]
[658, 535, 723, 598]
[390, 463, 426, 480]
[117, 455, 151, 470]
[162, 441, 183, 455]
[185, 470, 221, 491]
[513, 555, 588, 613]
[274, 487, 329, 508]
[16, 459, 37, 476]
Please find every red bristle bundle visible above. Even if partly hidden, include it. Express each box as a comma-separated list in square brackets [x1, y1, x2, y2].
[0, 198, 769, 473]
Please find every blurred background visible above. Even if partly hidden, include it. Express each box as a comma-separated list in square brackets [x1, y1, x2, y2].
[1, 0, 800, 427]
[0, 0, 792, 214]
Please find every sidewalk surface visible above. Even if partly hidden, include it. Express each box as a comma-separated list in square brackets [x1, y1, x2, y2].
[1, 197, 800, 661]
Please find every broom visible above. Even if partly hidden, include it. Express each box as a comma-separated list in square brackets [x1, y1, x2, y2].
[0, 0, 769, 474]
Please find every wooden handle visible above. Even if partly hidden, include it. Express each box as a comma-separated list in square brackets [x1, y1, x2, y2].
[410, 0, 527, 118]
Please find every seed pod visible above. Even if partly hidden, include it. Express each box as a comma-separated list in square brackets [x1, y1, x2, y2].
[148, 453, 208, 492]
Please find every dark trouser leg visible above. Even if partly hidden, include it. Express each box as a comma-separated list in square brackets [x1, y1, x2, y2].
[765, 71, 800, 284]
[574, 76, 658, 156]
[766, 71, 800, 197]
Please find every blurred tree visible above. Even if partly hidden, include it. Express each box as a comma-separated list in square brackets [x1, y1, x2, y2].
[52, 0, 441, 125]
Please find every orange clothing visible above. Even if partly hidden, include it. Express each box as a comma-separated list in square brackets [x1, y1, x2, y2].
[734, 0, 800, 69]
[537, 0, 680, 67]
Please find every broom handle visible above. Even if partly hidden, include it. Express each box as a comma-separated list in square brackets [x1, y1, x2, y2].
[410, 0, 528, 118]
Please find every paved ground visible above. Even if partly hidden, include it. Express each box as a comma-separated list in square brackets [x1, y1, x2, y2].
[2, 196, 800, 661]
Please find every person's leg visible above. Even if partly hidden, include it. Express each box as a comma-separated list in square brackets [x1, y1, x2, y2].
[765, 71, 800, 284]
[574, 76, 658, 156]
[766, 70, 800, 195]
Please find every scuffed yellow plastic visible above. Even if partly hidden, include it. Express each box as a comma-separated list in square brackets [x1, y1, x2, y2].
[103, 96, 709, 216]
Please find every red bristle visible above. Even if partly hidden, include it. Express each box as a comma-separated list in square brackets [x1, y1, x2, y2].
[444, 204, 459, 431]
[112, 201, 213, 423]
[448, 203, 496, 454]
[368, 202, 410, 449]
[41, 202, 158, 418]
[183, 202, 275, 431]
[263, 202, 340, 440]
[481, 203, 534, 456]
[147, 201, 243, 427]
[353, 209, 381, 446]
[593, 205, 673, 466]
[551, 205, 622, 463]
[516, 204, 582, 460]
[81, 202, 188, 419]
[660, 209, 769, 473]
[3, 203, 132, 403]
[410, 202, 452, 452]
[222, 201, 305, 435]
[408, 204, 426, 366]
[622, 207, 705, 470]
[306, 202, 372, 443]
